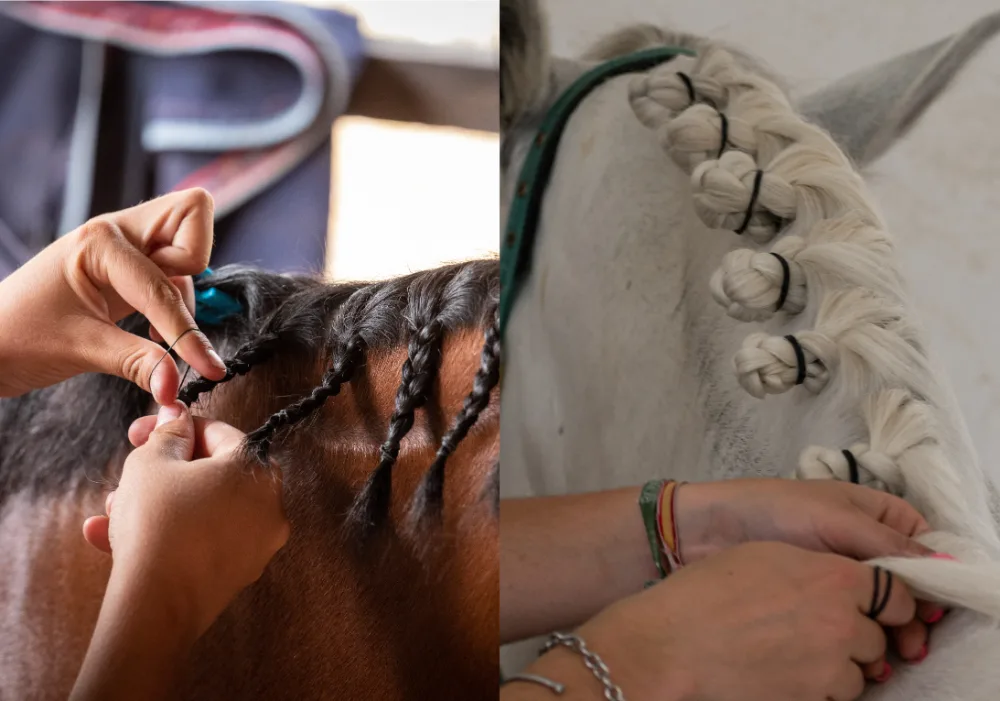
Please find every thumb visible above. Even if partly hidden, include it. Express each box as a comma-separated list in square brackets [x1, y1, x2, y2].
[77, 319, 180, 405]
[143, 402, 196, 462]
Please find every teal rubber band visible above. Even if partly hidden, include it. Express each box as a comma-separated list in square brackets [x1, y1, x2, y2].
[639, 479, 668, 581]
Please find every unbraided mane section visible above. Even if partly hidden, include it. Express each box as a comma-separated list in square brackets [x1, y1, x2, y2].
[625, 40, 1000, 615]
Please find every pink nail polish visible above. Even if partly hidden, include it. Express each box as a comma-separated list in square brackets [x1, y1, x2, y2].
[910, 644, 928, 664]
[929, 552, 957, 561]
[875, 663, 893, 683]
[924, 608, 945, 624]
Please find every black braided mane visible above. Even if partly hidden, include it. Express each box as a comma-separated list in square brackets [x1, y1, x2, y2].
[0, 261, 500, 535]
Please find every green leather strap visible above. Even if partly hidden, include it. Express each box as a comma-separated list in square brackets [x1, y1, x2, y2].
[499, 46, 695, 339]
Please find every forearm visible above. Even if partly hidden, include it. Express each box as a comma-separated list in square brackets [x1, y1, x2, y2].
[70, 564, 200, 701]
[500, 487, 658, 644]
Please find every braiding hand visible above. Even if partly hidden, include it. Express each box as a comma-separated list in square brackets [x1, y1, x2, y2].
[572, 542, 922, 701]
[674, 478, 942, 666]
[82, 402, 289, 640]
[0, 189, 227, 405]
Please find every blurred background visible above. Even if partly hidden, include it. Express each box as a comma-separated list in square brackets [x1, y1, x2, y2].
[543, 0, 1000, 480]
[0, 0, 498, 284]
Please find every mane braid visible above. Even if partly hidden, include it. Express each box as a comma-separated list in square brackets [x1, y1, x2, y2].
[178, 333, 281, 407]
[351, 319, 445, 536]
[244, 336, 367, 462]
[410, 310, 501, 527]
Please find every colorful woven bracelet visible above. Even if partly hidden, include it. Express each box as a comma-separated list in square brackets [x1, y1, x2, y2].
[639, 479, 670, 582]
[657, 480, 685, 572]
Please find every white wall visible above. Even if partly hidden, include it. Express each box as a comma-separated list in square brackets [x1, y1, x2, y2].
[543, 1, 1000, 477]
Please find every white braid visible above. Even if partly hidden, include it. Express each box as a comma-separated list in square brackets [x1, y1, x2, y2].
[710, 215, 897, 321]
[733, 288, 928, 400]
[629, 42, 1000, 618]
[690, 146, 880, 244]
[797, 389, 941, 498]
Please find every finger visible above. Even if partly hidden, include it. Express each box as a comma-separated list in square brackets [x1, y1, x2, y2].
[860, 656, 886, 681]
[845, 484, 932, 539]
[105, 490, 115, 516]
[140, 402, 196, 462]
[109, 188, 214, 276]
[848, 614, 886, 665]
[828, 662, 865, 701]
[76, 319, 180, 405]
[893, 617, 929, 663]
[82, 516, 112, 554]
[130, 415, 239, 456]
[128, 415, 158, 447]
[827, 511, 933, 560]
[173, 275, 196, 318]
[101, 245, 225, 381]
[148, 276, 193, 344]
[854, 565, 917, 628]
[193, 418, 248, 459]
[917, 599, 947, 625]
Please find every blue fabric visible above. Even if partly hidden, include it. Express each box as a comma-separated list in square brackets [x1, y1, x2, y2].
[0, 1, 366, 279]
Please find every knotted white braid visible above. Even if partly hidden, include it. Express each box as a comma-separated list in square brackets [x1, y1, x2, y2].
[734, 288, 929, 400]
[797, 389, 937, 495]
[710, 216, 897, 321]
[691, 146, 880, 243]
[624, 30, 1000, 620]
[661, 94, 850, 173]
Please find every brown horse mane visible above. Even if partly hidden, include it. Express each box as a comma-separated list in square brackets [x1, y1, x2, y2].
[0, 258, 501, 699]
[0, 258, 500, 528]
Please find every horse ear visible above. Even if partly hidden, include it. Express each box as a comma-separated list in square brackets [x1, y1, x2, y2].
[500, 0, 551, 133]
[797, 11, 1000, 167]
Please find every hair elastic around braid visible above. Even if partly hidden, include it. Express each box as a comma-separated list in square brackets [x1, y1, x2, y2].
[409, 310, 501, 526]
[178, 333, 281, 407]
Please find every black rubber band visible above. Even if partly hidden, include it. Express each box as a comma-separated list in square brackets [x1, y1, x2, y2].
[783, 335, 807, 386]
[734, 169, 763, 235]
[874, 571, 894, 619]
[716, 109, 729, 159]
[677, 71, 696, 105]
[867, 567, 883, 619]
[770, 252, 791, 311]
[842, 449, 860, 485]
[148, 327, 199, 390]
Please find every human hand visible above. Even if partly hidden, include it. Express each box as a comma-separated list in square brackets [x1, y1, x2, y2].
[574, 542, 922, 701]
[0, 189, 227, 405]
[82, 402, 289, 639]
[673, 478, 939, 662]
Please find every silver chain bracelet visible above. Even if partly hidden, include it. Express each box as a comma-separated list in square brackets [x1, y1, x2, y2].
[537, 632, 626, 701]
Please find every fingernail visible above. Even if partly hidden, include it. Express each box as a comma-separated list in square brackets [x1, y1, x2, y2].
[875, 663, 893, 683]
[924, 608, 945, 624]
[909, 644, 928, 664]
[150, 362, 169, 402]
[930, 552, 957, 561]
[207, 348, 226, 373]
[156, 402, 184, 427]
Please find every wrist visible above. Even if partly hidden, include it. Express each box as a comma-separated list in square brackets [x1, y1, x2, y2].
[574, 611, 693, 701]
[673, 482, 742, 564]
[106, 556, 204, 644]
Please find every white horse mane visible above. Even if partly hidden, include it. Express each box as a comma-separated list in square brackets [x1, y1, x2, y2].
[500, 5, 1000, 695]
[625, 39, 1000, 614]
